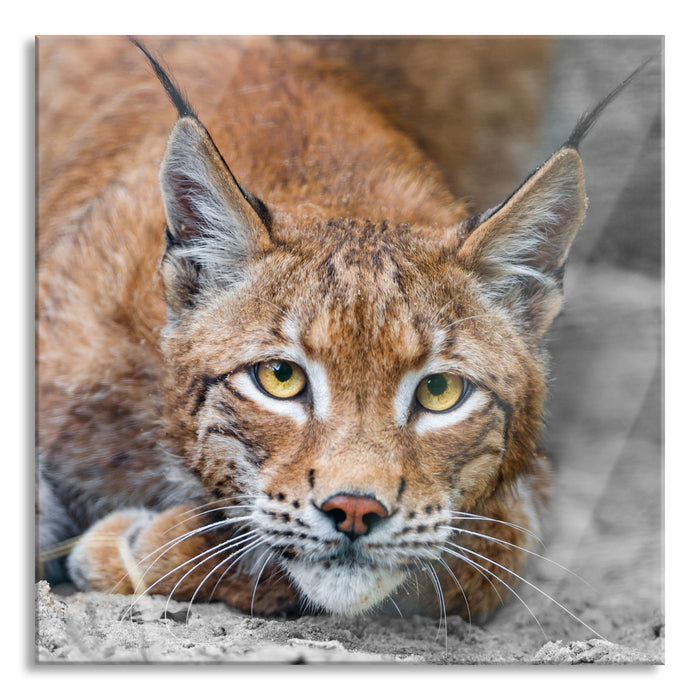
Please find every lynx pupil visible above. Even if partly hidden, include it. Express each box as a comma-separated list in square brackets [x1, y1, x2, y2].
[427, 374, 447, 396]
[273, 361, 293, 383]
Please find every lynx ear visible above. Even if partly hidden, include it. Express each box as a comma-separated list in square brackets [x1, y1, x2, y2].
[455, 147, 587, 338]
[159, 116, 273, 314]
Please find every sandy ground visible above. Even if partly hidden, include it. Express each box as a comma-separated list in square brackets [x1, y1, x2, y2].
[33, 37, 663, 665]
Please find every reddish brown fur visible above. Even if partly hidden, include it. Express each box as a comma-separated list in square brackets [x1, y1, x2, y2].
[37, 37, 577, 618]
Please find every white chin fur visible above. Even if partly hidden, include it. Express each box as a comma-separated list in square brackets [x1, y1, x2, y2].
[284, 560, 407, 615]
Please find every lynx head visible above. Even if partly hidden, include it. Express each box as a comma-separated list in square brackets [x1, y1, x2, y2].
[135, 40, 593, 615]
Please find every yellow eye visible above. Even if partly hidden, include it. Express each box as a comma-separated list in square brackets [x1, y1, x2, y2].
[415, 373, 465, 412]
[255, 360, 307, 399]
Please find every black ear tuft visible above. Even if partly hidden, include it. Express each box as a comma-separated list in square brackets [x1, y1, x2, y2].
[128, 36, 197, 119]
[565, 56, 654, 151]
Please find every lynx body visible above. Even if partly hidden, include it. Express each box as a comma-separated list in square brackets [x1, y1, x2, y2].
[37, 37, 612, 617]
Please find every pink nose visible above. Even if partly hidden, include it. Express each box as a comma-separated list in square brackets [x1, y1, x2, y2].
[321, 494, 388, 540]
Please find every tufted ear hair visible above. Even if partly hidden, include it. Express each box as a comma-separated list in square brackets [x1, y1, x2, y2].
[454, 147, 587, 338]
[158, 115, 273, 314]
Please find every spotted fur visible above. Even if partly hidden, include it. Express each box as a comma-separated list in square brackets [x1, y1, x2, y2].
[37, 36, 635, 618]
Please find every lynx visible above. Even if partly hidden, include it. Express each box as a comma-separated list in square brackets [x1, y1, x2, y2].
[37, 37, 644, 619]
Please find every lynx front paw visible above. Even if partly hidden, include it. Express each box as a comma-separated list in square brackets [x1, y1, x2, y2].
[67, 508, 160, 594]
[67, 505, 216, 596]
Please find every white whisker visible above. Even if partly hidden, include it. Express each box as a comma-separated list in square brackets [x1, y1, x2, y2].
[435, 556, 471, 624]
[447, 510, 544, 546]
[122, 516, 253, 602]
[441, 524, 590, 587]
[250, 548, 277, 616]
[133, 529, 257, 612]
[181, 533, 270, 622]
[386, 594, 403, 618]
[160, 534, 266, 642]
[160, 507, 253, 540]
[162, 533, 264, 624]
[428, 297, 458, 327]
[238, 292, 291, 318]
[444, 540, 605, 640]
[424, 561, 447, 650]
[166, 498, 252, 522]
[438, 544, 546, 640]
[116, 516, 251, 614]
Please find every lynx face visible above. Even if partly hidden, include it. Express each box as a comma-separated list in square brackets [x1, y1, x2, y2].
[163, 220, 547, 613]
[154, 111, 584, 613]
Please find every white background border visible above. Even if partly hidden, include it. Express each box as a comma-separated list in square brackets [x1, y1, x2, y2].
[10, 1, 691, 694]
